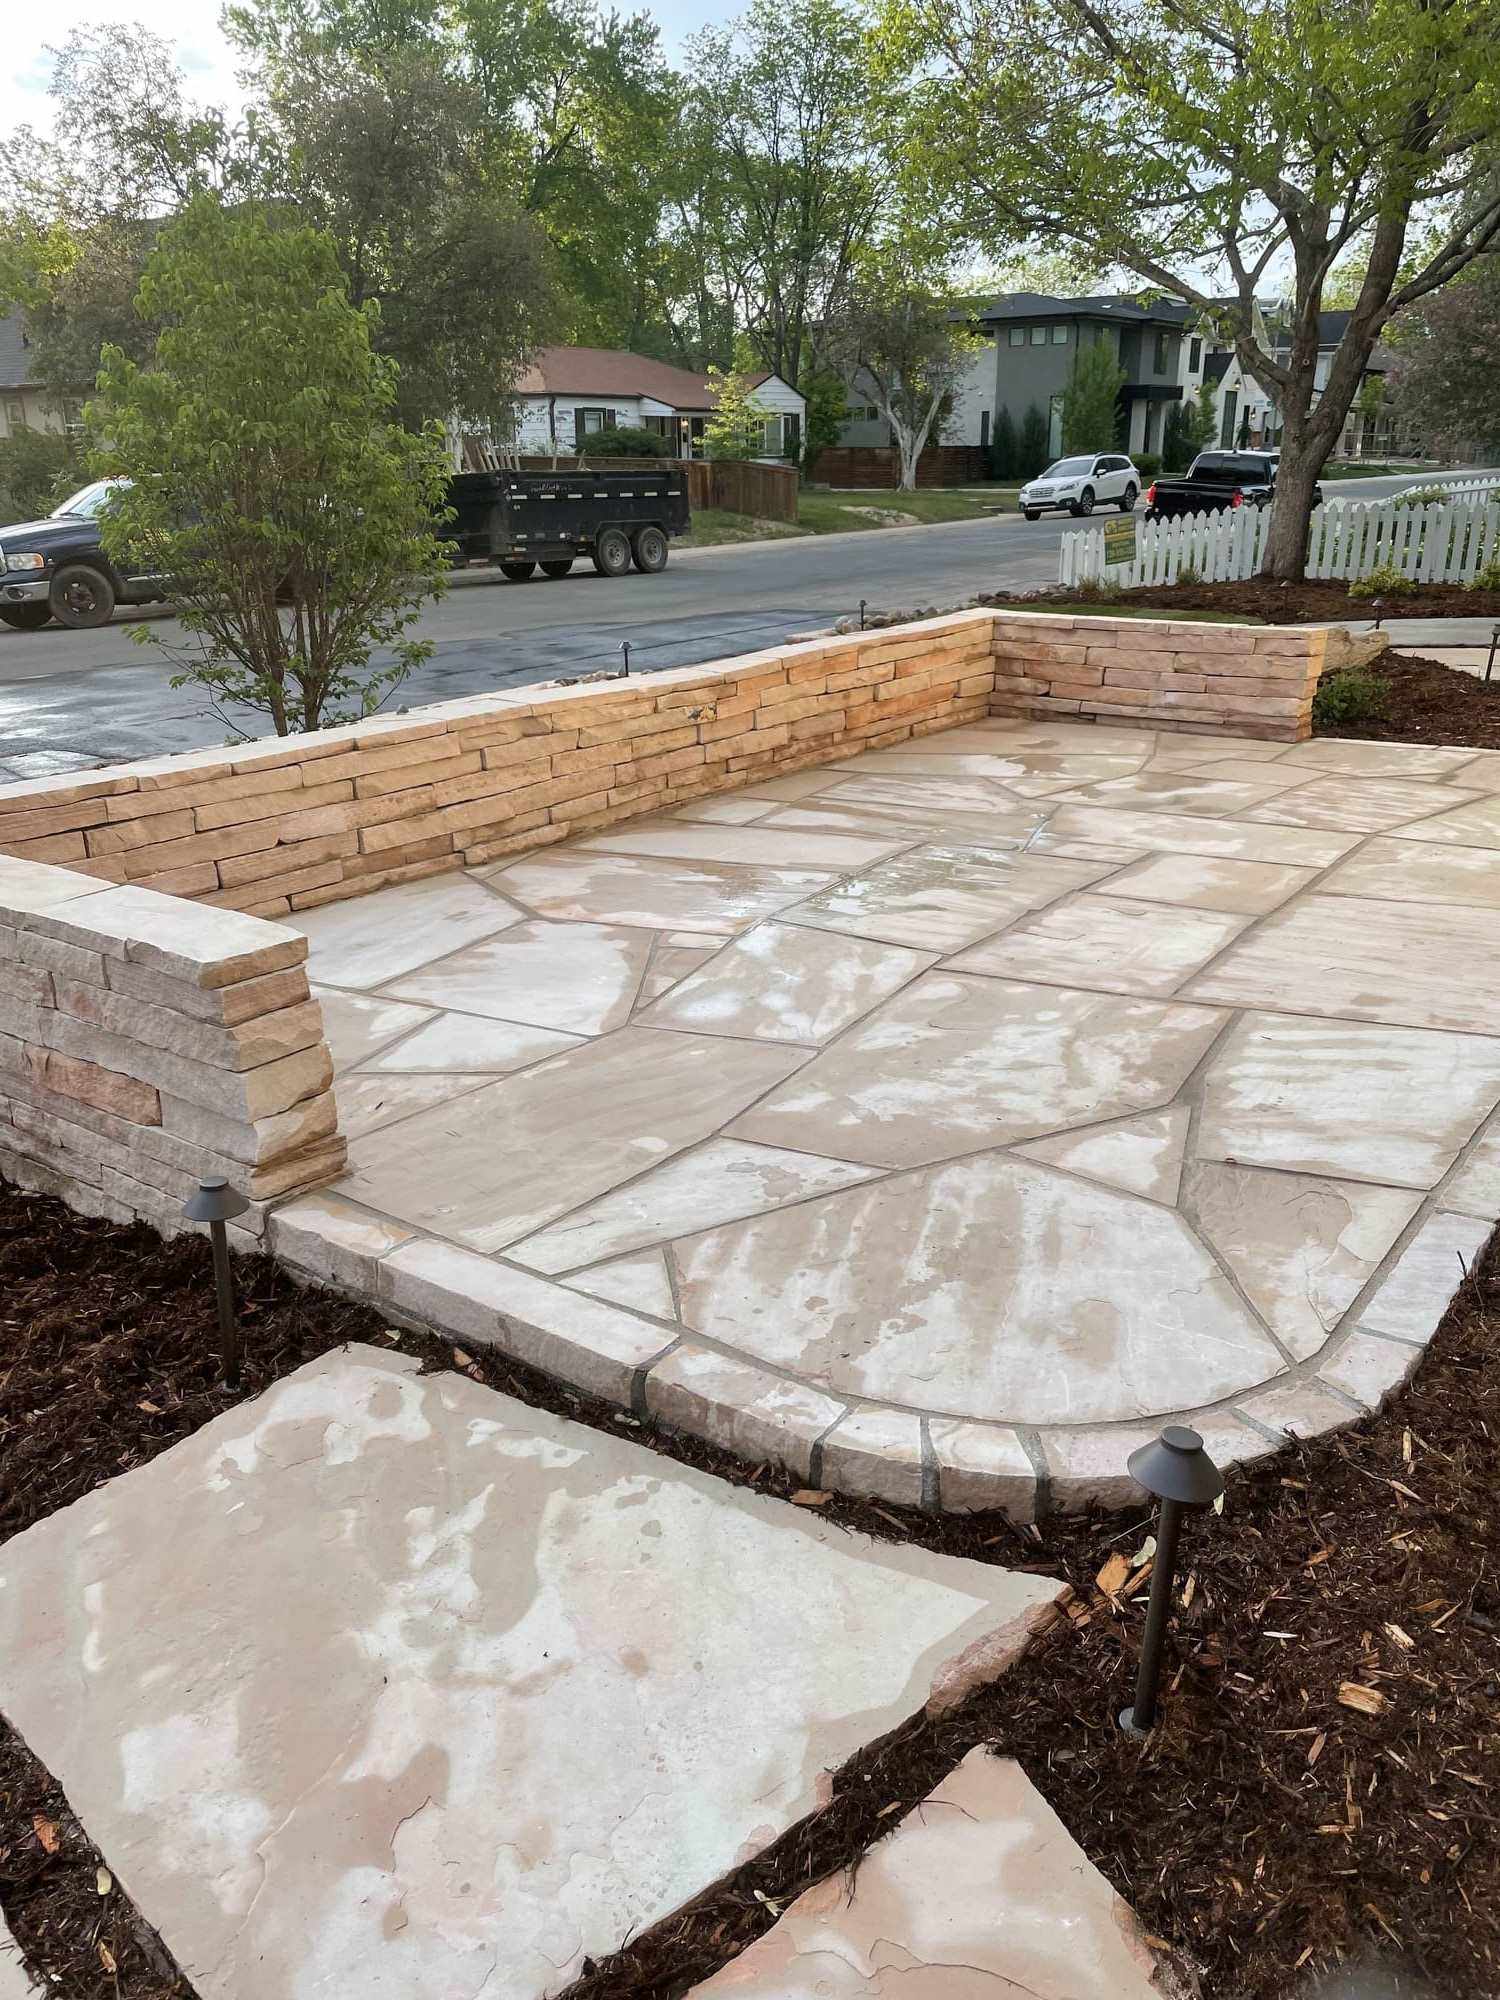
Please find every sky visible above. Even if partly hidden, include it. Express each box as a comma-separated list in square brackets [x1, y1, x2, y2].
[0, 0, 725, 144]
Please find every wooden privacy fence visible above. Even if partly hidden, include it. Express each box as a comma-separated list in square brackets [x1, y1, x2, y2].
[507, 454, 800, 524]
[1061, 493, 1500, 589]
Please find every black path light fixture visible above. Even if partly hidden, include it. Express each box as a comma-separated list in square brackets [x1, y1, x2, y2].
[1485, 622, 1500, 684]
[182, 1176, 250, 1390]
[1118, 1425, 1224, 1738]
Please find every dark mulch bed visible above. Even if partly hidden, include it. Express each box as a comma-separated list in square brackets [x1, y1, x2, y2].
[1320, 651, 1500, 748]
[3, 1184, 1500, 1999]
[982, 576, 1500, 625]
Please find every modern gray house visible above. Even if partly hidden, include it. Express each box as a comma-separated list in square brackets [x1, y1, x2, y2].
[837, 291, 1199, 462]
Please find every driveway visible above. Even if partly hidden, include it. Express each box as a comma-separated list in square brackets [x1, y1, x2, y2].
[0, 468, 1485, 774]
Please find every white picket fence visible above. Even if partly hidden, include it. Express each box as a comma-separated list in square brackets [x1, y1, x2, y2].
[1060, 494, 1500, 590]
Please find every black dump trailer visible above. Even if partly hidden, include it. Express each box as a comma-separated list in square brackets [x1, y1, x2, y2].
[444, 467, 691, 581]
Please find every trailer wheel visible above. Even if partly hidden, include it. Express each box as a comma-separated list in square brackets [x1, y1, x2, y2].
[500, 560, 537, 581]
[539, 558, 574, 579]
[592, 528, 633, 578]
[631, 525, 669, 574]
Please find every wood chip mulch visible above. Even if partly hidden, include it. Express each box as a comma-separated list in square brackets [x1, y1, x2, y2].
[982, 576, 1500, 624]
[2, 1183, 1499, 1999]
[1320, 651, 1500, 749]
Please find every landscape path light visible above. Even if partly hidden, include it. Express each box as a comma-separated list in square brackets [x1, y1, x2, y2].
[1118, 1424, 1224, 1738]
[182, 1176, 250, 1390]
[1485, 622, 1500, 684]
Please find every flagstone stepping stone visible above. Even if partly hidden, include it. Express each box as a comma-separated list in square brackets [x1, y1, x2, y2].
[672, 1151, 1284, 1425]
[687, 1747, 1160, 1997]
[487, 850, 838, 934]
[382, 918, 652, 1036]
[1196, 1013, 1500, 1188]
[1015, 1103, 1189, 1201]
[0, 1350, 1064, 2000]
[297, 873, 519, 987]
[729, 975, 1225, 1169]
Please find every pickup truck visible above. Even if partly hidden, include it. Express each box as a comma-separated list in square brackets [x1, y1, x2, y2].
[0, 479, 164, 631]
[1144, 451, 1321, 523]
[0, 465, 693, 634]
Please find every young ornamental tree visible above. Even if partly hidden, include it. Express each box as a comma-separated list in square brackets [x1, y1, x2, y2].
[882, 0, 1500, 576]
[1387, 260, 1500, 459]
[819, 265, 982, 488]
[91, 198, 450, 738]
[1060, 334, 1125, 453]
[703, 365, 767, 458]
[1018, 402, 1050, 478]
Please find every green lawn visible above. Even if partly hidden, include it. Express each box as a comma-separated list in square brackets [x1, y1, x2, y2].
[681, 485, 1019, 547]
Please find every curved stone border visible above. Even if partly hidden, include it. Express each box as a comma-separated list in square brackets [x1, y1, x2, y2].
[267, 1188, 1492, 1517]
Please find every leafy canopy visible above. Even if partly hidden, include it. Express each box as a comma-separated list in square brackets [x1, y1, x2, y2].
[90, 198, 452, 737]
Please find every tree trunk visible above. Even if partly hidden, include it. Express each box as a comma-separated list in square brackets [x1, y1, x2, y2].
[893, 428, 921, 490]
[1260, 433, 1325, 581]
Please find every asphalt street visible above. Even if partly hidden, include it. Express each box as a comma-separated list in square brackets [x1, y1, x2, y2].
[0, 468, 1485, 773]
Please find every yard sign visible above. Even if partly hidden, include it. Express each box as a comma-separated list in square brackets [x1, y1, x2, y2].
[1103, 515, 1137, 568]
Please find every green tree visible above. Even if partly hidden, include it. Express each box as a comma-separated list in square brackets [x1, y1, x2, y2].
[90, 200, 451, 738]
[1018, 403, 1049, 478]
[1187, 381, 1218, 455]
[1387, 261, 1500, 458]
[818, 261, 982, 488]
[690, 0, 885, 390]
[1060, 335, 1125, 453]
[703, 365, 766, 458]
[989, 405, 1018, 478]
[799, 368, 849, 473]
[880, 0, 1500, 577]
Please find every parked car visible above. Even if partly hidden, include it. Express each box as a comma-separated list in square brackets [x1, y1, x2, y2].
[1144, 450, 1321, 522]
[1019, 454, 1142, 520]
[0, 480, 163, 631]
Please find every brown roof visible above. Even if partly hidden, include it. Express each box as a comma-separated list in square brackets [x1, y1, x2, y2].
[512, 346, 772, 410]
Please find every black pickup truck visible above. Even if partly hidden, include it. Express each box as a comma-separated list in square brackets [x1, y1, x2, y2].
[1144, 451, 1322, 522]
[0, 479, 164, 631]
[0, 465, 693, 633]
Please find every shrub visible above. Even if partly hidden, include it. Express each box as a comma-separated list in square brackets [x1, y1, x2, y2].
[581, 425, 672, 458]
[1174, 562, 1203, 587]
[1133, 451, 1162, 480]
[0, 426, 87, 522]
[1018, 403, 1050, 479]
[989, 407, 1018, 480]
[1313, 667, 1389, 728]
[1468, 557, 1500, 591]
[1392, 484, 1450, 507]
[1074, 574, 1123, 602]
[1348, 563, 1419, 598]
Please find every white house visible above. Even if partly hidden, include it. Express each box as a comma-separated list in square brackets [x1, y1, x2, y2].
[507, 347, 805, 462]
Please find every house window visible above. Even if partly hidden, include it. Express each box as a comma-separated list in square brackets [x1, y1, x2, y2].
[757, 414, 784, 456]
[1030, 326, 1047, 346]
[575, 407, 616, 435]
[641, 415, 671, 437]
[1051, 325, 1069, 344]
[1188, 336, 1202, 371]
[980, 410, 991, 448]
[1008, 327, 1026, 347]
[2, 399, 23, 434]
[1153, 331, 1171, 373]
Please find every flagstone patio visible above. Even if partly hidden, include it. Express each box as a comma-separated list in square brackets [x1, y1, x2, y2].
[274, 716, 1500, 1513]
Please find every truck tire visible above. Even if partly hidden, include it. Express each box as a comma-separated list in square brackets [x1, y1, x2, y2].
[631, 525, 669, 574]
[1120, 484, 1138, 512]
[1070, 488, 1095, 517]
[500, 561, 537, 581]
[49, 564, 117, 629]
[592, 528, 632, 578]
[539, 558, 574, 578]
[0, 604, 52, 631]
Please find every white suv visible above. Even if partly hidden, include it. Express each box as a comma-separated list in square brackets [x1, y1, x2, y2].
[1019, 454, 1141, 520]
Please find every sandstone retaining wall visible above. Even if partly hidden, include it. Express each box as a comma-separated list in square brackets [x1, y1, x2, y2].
[0, 858, 343, 1239]
[988, 613, 1386, 741]
[0, 612, 998, 918]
